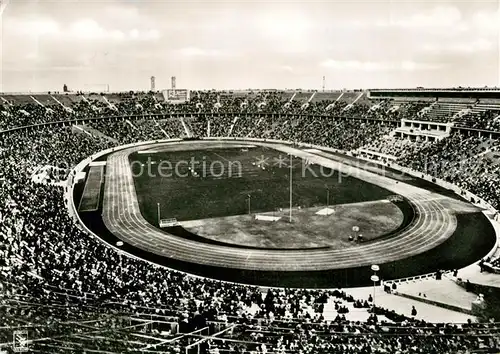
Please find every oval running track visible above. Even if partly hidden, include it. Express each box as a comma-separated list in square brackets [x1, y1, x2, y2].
[101, 140, 458, 272]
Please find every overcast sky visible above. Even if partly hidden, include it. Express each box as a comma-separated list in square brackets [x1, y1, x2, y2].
[0, 0, 499, 92]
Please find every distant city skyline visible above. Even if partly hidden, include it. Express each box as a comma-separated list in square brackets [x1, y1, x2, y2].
[0, 0, 499, 92]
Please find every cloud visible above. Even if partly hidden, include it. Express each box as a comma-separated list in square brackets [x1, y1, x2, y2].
[129, 28, 160, 41]
[320, 60, 443, 72]
[255, 10, 312, 38]
[280, 65, 294, 73]
[251, 8, 314, 53]
[400, 61, 443, 71]
[176, 47, 233, 58]
[69, 19, 160, 41]
[470, 9, 500, 35]
[375, 5, 500, 40]
[1, 1, 498, 91]
[377, 6, 463, 29]
[102, 5, 141, 22]
[6, 17, 60, 36]
[69, 19, 123, 40]
[421, 38, 494, 54]
[4, 16, 160, 42]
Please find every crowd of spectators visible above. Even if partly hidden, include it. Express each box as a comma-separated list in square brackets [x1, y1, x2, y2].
[2, 91, 500, 131]
[360, 136, 435, 160]
[363, 100, 430, 121]
[222, 311, 499, 354]
[396, 133, 500, 209]
[1, 92, 500, 352]
[455, 109, 500, 131]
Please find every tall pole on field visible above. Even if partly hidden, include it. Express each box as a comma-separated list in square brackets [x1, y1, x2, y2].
[289, 153, 293, 223]
[247, 194, 251, 215]
[157, 202, 161, 225]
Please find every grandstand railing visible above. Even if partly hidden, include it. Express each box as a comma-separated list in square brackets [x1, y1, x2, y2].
[384, 270, 453, 285]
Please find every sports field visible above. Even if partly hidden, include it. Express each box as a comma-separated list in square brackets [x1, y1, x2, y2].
[76, 140, 496, 287]
[129, 146, 397, 226]
[182, 200, 404, 249]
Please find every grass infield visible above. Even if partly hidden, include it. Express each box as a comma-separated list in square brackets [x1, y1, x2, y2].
[129, 146, 395, 223]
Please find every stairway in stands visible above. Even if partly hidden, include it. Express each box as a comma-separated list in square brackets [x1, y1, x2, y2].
[417, 99, 476, 123]
[391, 277, 477, 315]
[345, 285, 476, 323]
[73, 125, 119, 143]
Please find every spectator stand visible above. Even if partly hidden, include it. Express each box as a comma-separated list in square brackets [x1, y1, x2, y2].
[2, 93, 500, 352]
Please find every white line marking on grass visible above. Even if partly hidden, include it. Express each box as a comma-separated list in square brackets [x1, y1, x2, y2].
[211, 151, 231, 163]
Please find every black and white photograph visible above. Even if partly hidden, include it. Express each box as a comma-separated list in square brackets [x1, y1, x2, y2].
[1, 0, 500, 352]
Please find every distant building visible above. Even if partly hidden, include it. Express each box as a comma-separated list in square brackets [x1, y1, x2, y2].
[150, 76, 155, 92]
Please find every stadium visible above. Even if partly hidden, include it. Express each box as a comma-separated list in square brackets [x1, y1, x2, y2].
[2, 1, 500, 353]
